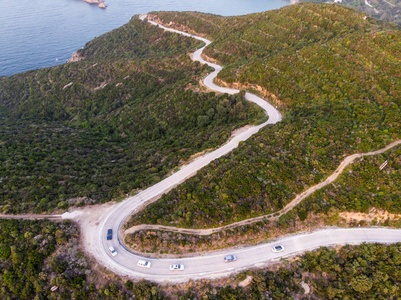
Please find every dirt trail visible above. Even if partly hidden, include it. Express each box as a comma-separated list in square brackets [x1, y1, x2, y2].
[124, 139, 401, 237]
[0, 213, 62, 220]
[1, 15, 400, 277]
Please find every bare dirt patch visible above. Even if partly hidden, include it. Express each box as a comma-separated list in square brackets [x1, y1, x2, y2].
[186, 149, 213, 162]
[300, 281, 311, 295]
[214, 78, 283, 108]
[238, 275, 253, 287]
[94, 81, 108, 91]
[340, 207, 401, 223]
[62, 202, 115, 262]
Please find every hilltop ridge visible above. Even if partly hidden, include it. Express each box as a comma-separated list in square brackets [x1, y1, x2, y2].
[0, 16, 264, 213]
[127, 3, 401, 231]
[1, 3, 401, 299]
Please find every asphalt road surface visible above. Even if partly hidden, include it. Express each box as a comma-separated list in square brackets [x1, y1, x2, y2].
[71, 15, 401, 283]
[101, 227, 401, 283]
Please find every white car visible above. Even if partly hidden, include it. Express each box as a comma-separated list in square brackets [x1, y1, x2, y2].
[169, 264, 185, 271]
[108, 246, 117, 256]
[272, 245, 285, 253]
[137, 260, 151, 268]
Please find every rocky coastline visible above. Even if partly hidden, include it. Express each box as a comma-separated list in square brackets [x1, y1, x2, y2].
[83, 0, 106, 8]
[67, 51, 85, 63]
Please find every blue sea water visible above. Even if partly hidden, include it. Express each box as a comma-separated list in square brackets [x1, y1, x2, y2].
[0, 0, 289, 76]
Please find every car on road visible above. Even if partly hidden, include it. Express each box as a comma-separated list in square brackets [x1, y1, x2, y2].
[224, 255, 237, 263]
[107, 229, 113, 240]
[272, 245, 285, 253]
[109, 246, 117, 256]
[169, 264, 185, 271]
[137, 260, 151, 268]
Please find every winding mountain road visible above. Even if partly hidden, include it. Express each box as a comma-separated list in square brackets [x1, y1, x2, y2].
[124, 139, 401, 237]
[71, 14, 283, 281]
[86, 228, 401, 282]
[57, 15, 401, 283]
[0, 13, 399, 285]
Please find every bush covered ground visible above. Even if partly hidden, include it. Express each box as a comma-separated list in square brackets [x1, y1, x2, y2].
[2, 4, 401, 299]
[0, 18, 264, 213]
[0, 218, 168, 299]
[2, 218, 401, 299]
[301, 0, 401, 26]
[128, 3, 401, 229]
[293, 143, 401, 218]
[125, 145, 401, 255]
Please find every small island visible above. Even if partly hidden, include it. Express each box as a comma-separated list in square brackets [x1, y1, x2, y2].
[83, 0, 106, 8]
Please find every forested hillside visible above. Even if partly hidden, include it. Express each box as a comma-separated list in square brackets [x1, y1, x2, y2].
[0, 219, 167, 299]
[128, 3, 401, 228]
[179, 243, 401, 299]
[126, 145, 401, 256]
[0, 18, 264, 213]
[2, 218, 401, 299]
[299, 144, 401, 216]
[0, 219, 87, 299]
[301, 0, 401, 26]
[2, 4, 401, 299]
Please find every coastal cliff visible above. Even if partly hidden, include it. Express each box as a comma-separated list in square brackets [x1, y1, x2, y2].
[83, 0, 106, 8]
[67, 51, 85, 63]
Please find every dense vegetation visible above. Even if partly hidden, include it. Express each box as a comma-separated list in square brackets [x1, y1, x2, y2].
[3, 218, 401, 299]
[0, 219, 85, 299]
[128, 4, 401, 229]
[256, 243, 401, 299]
[172, 243, 401, 299]
[293, 144, 401, 218]
[301, 243, 401, 298]
[0, 18, 264, 213]
[129, 243, 401, 299]
[125, 145, 401, 255]
[3, 4, 401, 299]
[301, 0, 401, 26]
[124, 213, 333, 255]
[211, 243, 401, 299]
[0, 218, 167, 299]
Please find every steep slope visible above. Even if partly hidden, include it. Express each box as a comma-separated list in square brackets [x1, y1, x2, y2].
[301, 0, 401, 26]
[128, 3, 401, 229]
[0, 18, 264, 213]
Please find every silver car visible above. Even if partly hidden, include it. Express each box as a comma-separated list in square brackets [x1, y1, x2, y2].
[169, 264, 185, 271]
[224, 255, 237, 262]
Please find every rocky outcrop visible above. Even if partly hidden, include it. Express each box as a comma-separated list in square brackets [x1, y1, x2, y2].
[67, 51, 85, 63]
[83, 0, 106, 8]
